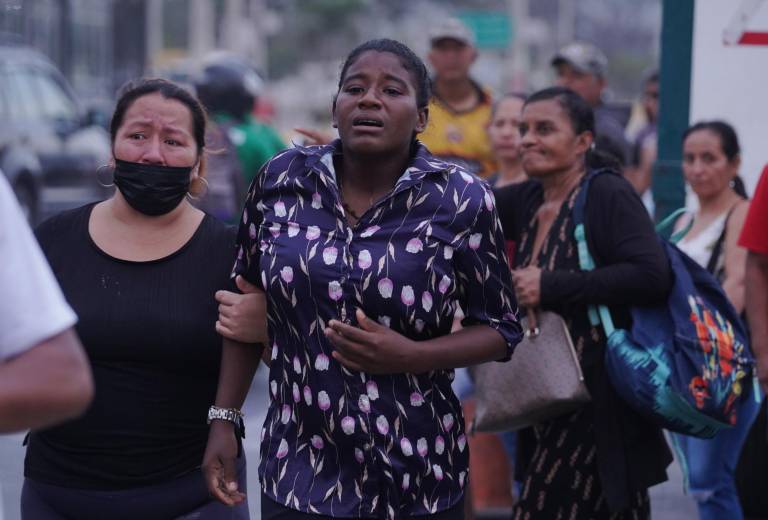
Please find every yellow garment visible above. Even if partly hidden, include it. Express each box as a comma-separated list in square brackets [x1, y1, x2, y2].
[418, 87, 496, 178]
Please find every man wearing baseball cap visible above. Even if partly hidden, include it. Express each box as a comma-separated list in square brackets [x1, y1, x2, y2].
[422, 25, 516, 520]
[551, 41, 631, 167]
[419, 18, 496, 178]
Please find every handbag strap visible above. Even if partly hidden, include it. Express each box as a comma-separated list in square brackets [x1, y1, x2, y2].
[525, 308, 541, 338]
[705, 202, 741, 275]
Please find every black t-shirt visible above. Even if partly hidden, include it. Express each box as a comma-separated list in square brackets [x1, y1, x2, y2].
[24, 204, 237, 490]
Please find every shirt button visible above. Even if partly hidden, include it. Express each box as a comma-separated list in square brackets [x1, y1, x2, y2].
[364, 443, 371, 451]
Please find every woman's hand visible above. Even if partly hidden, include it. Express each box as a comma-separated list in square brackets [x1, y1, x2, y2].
[215, 276, 267, 344]
[294, 127, 334, 146]
[202, 420, 245, 506]
[325, 309, 421, 374]
[511, 266, 542, 308]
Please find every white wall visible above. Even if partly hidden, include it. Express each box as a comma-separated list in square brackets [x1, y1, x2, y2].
[690, 0, 768, 194]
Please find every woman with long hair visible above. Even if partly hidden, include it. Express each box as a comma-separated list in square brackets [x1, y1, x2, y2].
[673, 120, 761, 520]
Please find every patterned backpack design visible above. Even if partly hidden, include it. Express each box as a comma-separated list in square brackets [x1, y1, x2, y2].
[573, 170, 756, 438]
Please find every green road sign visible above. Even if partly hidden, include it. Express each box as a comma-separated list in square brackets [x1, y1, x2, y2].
[457, 11, 512, 50]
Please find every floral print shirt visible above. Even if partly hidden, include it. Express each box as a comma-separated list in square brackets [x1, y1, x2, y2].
[233, 140, 521, 518]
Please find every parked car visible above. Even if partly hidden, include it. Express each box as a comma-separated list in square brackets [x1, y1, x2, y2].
[0, 45, 111, 224]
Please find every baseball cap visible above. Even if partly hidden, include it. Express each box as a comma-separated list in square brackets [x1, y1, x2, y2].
[551, 41, 608, 77]
[429, 18, 475, 47]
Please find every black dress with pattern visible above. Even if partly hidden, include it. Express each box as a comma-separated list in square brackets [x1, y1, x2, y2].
[494, 173, 673, 520]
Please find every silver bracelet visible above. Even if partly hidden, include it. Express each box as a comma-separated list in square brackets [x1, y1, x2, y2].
[207, 405, 244, 425]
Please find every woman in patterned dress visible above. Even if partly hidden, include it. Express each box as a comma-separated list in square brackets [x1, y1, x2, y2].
[203, 39, 522, 519]
[494, 87, 673, 519]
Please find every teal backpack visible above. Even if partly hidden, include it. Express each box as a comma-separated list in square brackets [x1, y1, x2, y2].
[573, 169, 757, 439]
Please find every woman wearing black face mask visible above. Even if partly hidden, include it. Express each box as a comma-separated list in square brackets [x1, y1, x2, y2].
[20, 78, 262, 519]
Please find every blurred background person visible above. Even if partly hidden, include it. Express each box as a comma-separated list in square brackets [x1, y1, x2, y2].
[740, 175, 768, 388]
[675, 121, 749, 309]
[451, 92, 530, 517]
[625, 70, 659, 214]
[486, 91, 529, 504]
[21, 79, 250, 519]
[0, 174, 93, 434]
[196, 55, 286, 187]
[737, 163, 768, 520]
[551, 41, 631, 169]
[496, 86, 672, 519]
[192, 57, 248, 224]
[487, 93, 527, 189]
[419, 17, 496, 178]
[420, 18, 513, 516]
[672, 120, 761, 520]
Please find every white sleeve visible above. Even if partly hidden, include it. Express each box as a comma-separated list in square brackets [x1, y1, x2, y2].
[0, 175, 77, 360]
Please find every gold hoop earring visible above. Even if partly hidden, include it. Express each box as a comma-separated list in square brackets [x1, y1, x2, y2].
[187, 176, 209, 200]
[96, 164, 114, 188]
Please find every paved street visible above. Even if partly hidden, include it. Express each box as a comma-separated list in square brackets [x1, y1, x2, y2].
[0, 369, 696, 519]
[649, 449, 698, 519]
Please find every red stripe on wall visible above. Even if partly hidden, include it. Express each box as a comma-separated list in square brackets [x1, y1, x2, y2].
[739, 32, 768, 45]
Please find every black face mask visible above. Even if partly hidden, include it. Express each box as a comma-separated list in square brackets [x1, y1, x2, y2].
[113, 159, 192, 216]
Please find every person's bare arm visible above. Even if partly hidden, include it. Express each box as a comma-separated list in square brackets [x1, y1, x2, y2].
[746, 250, 768, 393]
[721, 202, 749, 313]
[202, 337, 263, 505]
[215, 276, 268, 344]
[625, 137, 656, 195]
[0, 328, 93, 433]
[326, 309, 508, 374]
[293, 127, 334, 146]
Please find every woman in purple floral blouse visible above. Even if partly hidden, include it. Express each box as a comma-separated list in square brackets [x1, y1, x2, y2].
[204, 39, 522, 520]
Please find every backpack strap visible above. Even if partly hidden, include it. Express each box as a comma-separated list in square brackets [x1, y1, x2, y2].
[657, 208, 692, 244]
[574, 222, 617, 336]
[572, 170, 688, 339]
[705, 202, 742, 275]
[572, 169, 617, 337]
[571, 167, 618, 229]
[571, 169, 601, 230]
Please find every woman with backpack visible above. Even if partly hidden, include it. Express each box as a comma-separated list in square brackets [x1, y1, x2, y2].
[494, 86, 673, 519]
[673, 121, 762, 520]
